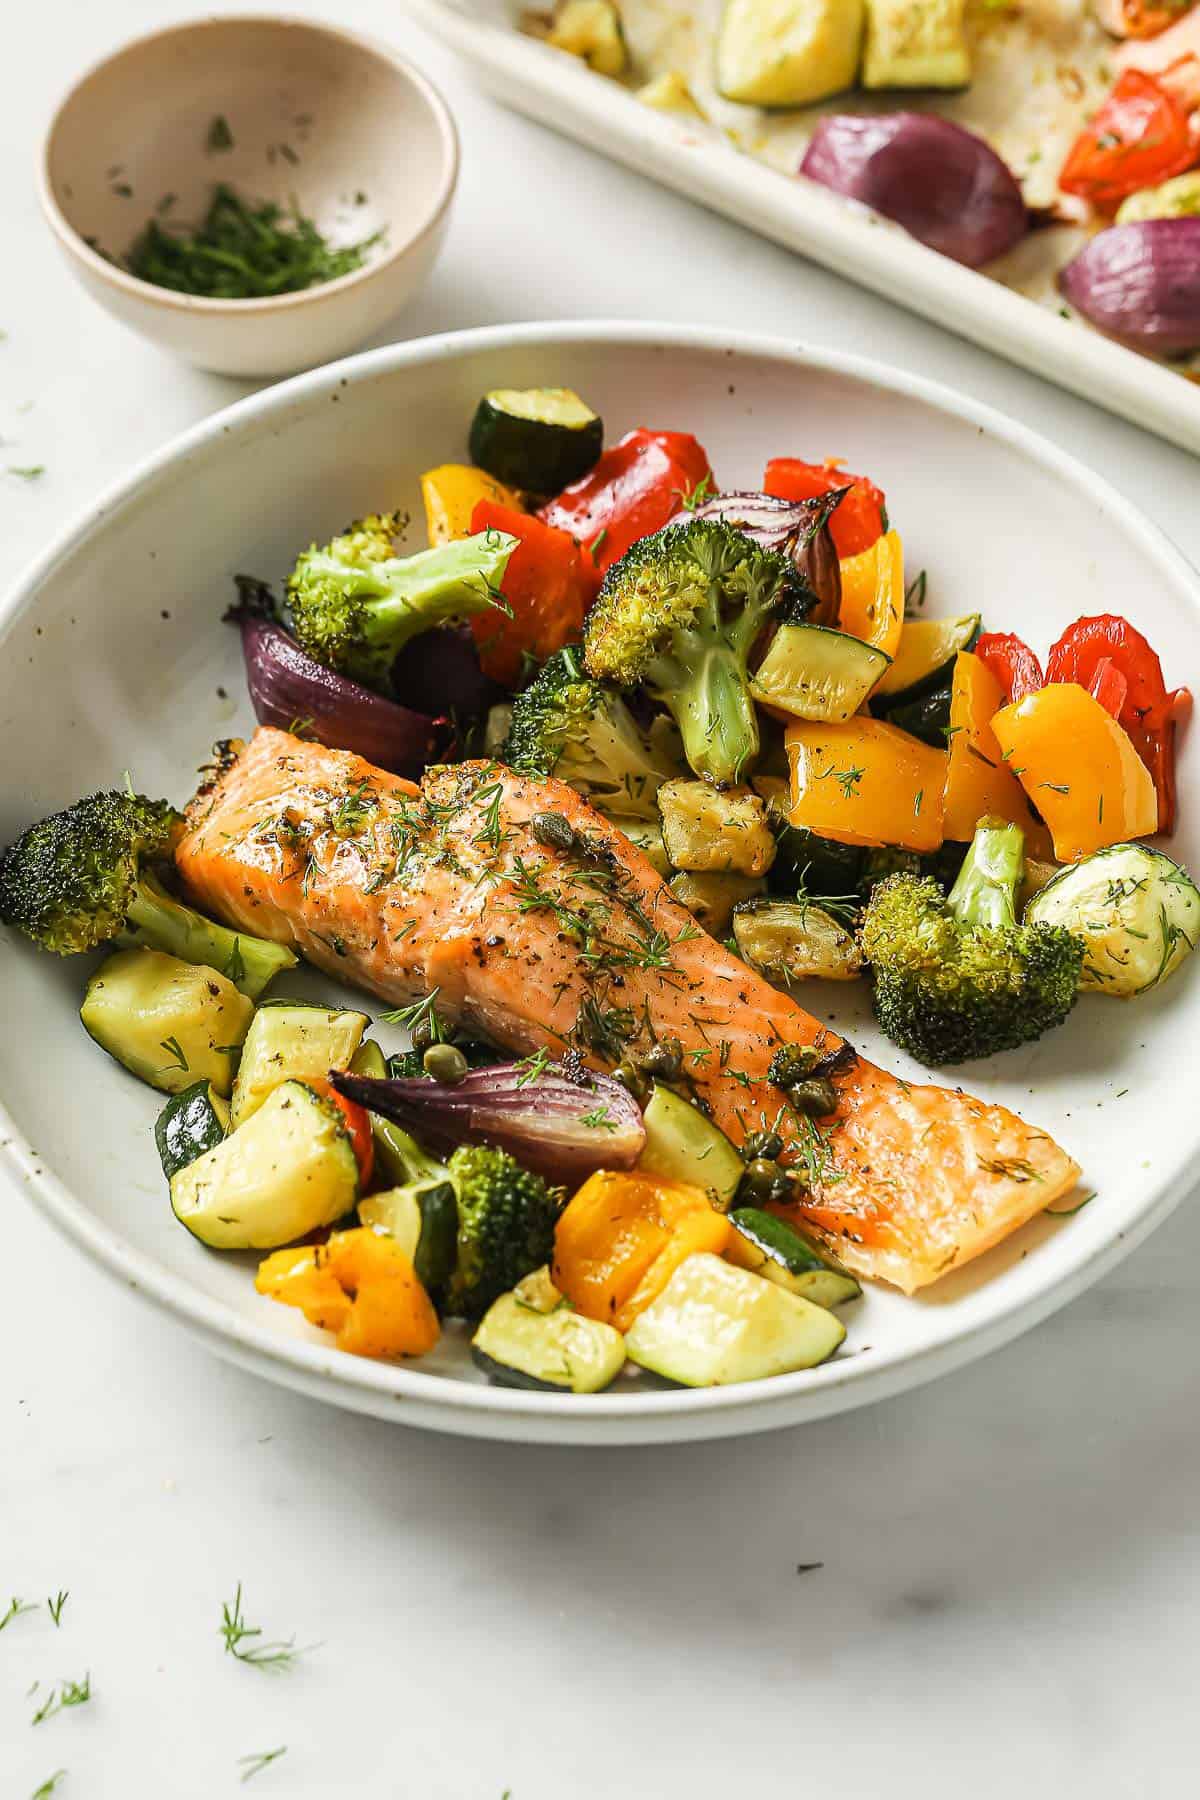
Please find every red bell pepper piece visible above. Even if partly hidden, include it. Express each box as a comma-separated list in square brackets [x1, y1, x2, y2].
[1087, 656, 1129, 718]
[975, 632, 1046, 704]
[1046, 614, 1192, 832]
[762, 457, 886, 559]
[468, 501, 594, 686]
[539, 429, 713, 573]
[1059, 69, 1199, 210]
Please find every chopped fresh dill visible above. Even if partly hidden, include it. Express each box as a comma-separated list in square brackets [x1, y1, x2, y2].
[977, 1155, 1043, 1183]
[30, 1772, 67, 1799]
[239, 1747, 288, 1782]
[675, 471, 717, 512]
[0, 1596, 36, 1632]
[46, 1592, 69, 1628]
[219, 1583, 308, 1673]
[382, 989, 446, 1044]
[126, 184, 382, 300]
[515, 1046, 554, 1088]
[6, 465, 45, 480]
[159, 1036, 190, 1074]
[207, 114, 235, 152]
[580, 1105, 617, 1130]
[31, 1674, 91, 1725]
[815, 762, 865, 801]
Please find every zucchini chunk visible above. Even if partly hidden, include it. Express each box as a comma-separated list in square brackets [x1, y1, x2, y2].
[170, 1080, 359, 1250]
[358, 1185, 459, 1298]
[716, 0, 865, 107]
[669, 871, 766, 934]
[872, 613, 980, 697]
[624, 1253, 845, 1385]
[545, 0, 628, 78]
[733, 898, 864, 982]
[658, 780, 776, 876]
[751, 624, 890, 723]
[230, 1002, 367, 1128]
[472, 1287, 626, 1393]
[80, 948, 253, 1097]
[727, 1208, 861, 1308]
[1026, 844, 1200, 997]
[862, 0, 970, 90]
[469, 387, 603, 492]
[155, 1081, 230, 1181]
[637, 1083, 745, 1209]
[638, 70, 704, 117]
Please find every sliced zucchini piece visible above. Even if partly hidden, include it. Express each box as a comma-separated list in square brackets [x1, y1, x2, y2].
[155, 1081, 231, 1181]
[606, 816, 671, 878]
[726, 1208, 861, 1308]
[1118, 171, 1200, 225]
[81, 948, 253, 1097]
[358, 1184, 458, 1298]
[511, 1264, 566, 1313]
[733, 898, 863, 982]
[1026, 843, 1200, 997]
[624, 1253, 845, 1385]
[170, 1080, 359, 1250]
[230, 1002, 367, 1128]
[472, 1288, 626, 1393]
[861, 0, 970, 89]
[658, 780, 776, 876]
[545, 0, 628, 78]
[873, 677, 953, 747]
[716, 0, 865, 107]
[637, 70, 704, 117]
[637, 1083, 745, 1209]
[469, 387, 603, 492]
[669, 870, 766, 935]
[751, 624, 890, 723]
[873, 614, 981, 698]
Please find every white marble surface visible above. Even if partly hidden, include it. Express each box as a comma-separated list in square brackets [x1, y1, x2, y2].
[2, 4, 1197, 1795]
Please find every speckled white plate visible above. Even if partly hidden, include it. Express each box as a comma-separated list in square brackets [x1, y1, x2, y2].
[2, 322, 1197, 1444]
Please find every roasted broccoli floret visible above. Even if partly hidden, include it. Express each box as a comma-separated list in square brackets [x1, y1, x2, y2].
[583, 518, 810, 786]
[286, 511, 518, 692]
[861, 819, 1083, 1065]
[502, 646, 683, 819]
[355, 1119, 560, 1319]
[0, 790, 295, 998]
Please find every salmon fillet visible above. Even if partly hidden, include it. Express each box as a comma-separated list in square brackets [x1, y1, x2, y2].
[177, 728, 1081, 1292]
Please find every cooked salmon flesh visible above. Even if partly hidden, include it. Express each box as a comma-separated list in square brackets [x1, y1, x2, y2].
[176, 728, 1081, 1292]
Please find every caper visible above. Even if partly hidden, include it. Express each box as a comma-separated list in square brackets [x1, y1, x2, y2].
[743, 1129, 784, 1162]
[738, 1158, 790, 1205]
[788, 1076, 838, 1117]
[611, 1059, 650, 1105]
[531, 811, 577, 853]
[766, 1044, 821, 1090]
[638, 1037, 682, 1081]
[410, 1017, 436, 1052]
[422, 1042, 469, 1085]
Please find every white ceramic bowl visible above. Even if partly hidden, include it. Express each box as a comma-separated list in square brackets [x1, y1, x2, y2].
[39, 16, 458, 377]
[2, 322, 1198, 1445]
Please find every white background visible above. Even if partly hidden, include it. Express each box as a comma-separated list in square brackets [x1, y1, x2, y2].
[3, 4, 1198, 1795]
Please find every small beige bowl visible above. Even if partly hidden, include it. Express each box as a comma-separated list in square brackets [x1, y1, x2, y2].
[40, 16, 459, 378]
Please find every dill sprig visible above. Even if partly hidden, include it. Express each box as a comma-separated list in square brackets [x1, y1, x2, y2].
[219, 1583, 309, 1673]
[0, 1596, 37, 1632]
[46, 1592, 69, 1628]
[239, 1747, 288, 1782]
[31, 1674, 91, 1725]
[30, 1772, 66, 1799]
[382, 989, 446, 1044]
[126, 183, 381, 300]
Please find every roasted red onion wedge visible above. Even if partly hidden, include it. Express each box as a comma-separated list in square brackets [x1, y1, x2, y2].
[229, 598, 439, 776]
[1059, 219, 1200, 355]
[332, 1062, 646, 1184]
[684, 489, 843, 622]
[800, 113, 1029, 268]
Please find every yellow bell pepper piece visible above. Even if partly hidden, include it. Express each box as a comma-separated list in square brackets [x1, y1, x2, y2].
[785, 716, 946, 851]
[837, 529, 905, 662]
[943, 652, 1052, 856]
[420, 464, 520, 546]
[991, 684, 1158, 863]
[256, 1228, 439, 1360]
[553, 1169, 730, 1333]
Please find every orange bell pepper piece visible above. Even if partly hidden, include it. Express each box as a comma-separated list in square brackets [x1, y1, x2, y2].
[552, 1169, 730, 1333]
[468, 499, 596, 685]
[991, 684, 1158, 863]
[421, 464, 520, 547]
[943, 653, 1052, 855]
[256, 1228, 439, 1361]
[837, 530, 904, 662]
[785, 716, 946, 851]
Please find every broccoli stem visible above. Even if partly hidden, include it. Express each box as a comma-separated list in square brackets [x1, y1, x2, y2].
[669, 643, 761, 787]
[947, 819, 1024, 932]
[121, 870, 295, 998]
